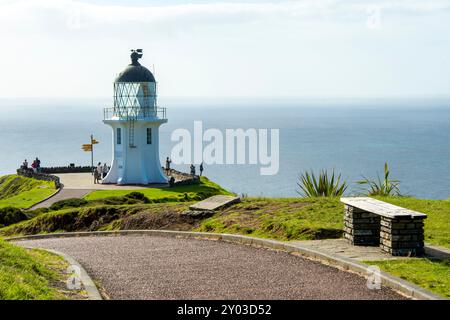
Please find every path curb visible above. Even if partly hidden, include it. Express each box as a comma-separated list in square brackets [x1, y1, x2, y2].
[8, 230, 445, 301]
[22, 246, 103, 300]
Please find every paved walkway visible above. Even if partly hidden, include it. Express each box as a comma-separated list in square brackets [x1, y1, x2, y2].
[16, 235, 406, 300]
[56, 173, 150, 190]
[28, 189, 92, 210]
[28, 173, 165, 209]
[291, 239, 449, 261]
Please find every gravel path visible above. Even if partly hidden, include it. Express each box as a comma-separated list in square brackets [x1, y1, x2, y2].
[17, 235, 406, 300]
[28, 189, 92, 210]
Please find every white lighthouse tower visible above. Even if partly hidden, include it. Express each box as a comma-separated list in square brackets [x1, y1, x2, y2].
[102, 49, 168, 185]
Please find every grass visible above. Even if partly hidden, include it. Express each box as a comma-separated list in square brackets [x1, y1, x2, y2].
[197, 197, 344, 241]
[0, 238, 69, 299]
[1, 195, 448, 248]
[0, 180, 448, 299]
[376, 196, 450, 249]
[0, 175, 57, 209]
[84, 176, 232, 202]
[366, 258, 450, 299]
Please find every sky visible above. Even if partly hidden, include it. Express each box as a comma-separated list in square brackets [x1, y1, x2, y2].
[0, 0, 449, 99]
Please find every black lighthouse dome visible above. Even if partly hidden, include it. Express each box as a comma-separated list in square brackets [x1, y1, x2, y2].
[115, 49, 155, 83]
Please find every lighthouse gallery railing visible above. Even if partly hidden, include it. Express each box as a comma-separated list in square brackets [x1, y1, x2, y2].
[103, 107, 167, 121]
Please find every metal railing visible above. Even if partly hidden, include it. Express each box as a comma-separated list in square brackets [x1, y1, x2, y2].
[103, 107, 167, 121]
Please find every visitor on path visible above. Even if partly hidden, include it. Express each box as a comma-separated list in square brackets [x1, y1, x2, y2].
[199, 162, 204, 176]
[102, 163, 108, 178]
[94, 162, 102, 184]
[190, 164, 196, 176]
[165, 157, 172, 174]
[31, 160, 38, 173]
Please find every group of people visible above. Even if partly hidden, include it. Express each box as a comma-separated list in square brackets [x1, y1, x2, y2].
[21, 157, 41, 173]
[94, 162, 109, 184]
[190, 162, 204, 176]
[165, 157, 204, 176]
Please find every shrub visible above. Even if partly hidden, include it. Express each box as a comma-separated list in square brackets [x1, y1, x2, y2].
[49, 198, 88, 211]
[0, 207, 29, 227]
[125, 192, 149, 203]
[297, 170, 347, 197]
[357, 162, 401, 196]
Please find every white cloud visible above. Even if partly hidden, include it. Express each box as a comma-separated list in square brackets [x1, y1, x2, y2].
[0, 0, 449, 36]
[0, 0, 449, 98]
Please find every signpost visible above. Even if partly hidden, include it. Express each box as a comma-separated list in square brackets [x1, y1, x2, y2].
[82, 134, 99, 174]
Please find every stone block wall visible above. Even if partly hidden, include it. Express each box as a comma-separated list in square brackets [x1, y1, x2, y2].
[343, 205, 380, 246]
[17, 169, 61, 189]
[41, 166, 92, 174]
[164, 168, 200, 186]
[380, 216, 426, 256]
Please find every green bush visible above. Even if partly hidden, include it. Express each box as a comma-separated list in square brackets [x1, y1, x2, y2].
[0, 207, 29, 227]
[124, 192, 150, 203]
[297, 170, 347, 197]
[49, 198, 88, 211]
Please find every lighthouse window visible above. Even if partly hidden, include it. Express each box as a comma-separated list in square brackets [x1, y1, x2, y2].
[117, 128, 122, 145]
[147, 128, 152, 144]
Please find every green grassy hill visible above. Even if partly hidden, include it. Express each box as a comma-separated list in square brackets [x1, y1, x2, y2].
[84, 176, 232, 201]
[0, 175, 57, 209]
[0, 239, 72, 299]
[0, 175, 449, 299]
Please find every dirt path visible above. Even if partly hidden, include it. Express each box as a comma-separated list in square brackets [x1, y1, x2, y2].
[16, 235, 406, 300]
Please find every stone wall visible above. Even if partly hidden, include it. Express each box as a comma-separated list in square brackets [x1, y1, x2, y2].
[344, 204, 426, 256]
[41, 166, 92, 174]
[165, 168, 200, 186]
[343, 205, 380, 246]
[17, 169, 61, 189]
[380, 216, 425, 256]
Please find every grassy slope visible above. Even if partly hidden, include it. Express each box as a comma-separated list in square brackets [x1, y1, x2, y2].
[0, 239, 69, 299]
[0, 175, 56, 209]
[1, 188, 449, 299]
[1, 195, 448, 247]
[376, 196, 450, 248]
[84, 176, 232, 201]
[197, 197, 344, 240]
[367, 258, 450, 299]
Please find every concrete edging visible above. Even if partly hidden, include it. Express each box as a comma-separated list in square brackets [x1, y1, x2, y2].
[8, 230, 445, 301]
[22, 245, 102, 300]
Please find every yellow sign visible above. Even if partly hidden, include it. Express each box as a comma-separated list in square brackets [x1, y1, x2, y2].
[91, 139, 99, 144]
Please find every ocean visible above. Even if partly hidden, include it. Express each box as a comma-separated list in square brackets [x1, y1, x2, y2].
[1, 97, 450, 199]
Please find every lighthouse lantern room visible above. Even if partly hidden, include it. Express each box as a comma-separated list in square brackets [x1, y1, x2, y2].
[102, 49, 168, 185]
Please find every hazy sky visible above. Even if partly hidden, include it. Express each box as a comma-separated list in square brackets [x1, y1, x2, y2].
[0, 0, 449, 98]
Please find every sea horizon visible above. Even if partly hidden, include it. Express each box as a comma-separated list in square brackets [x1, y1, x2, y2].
[1, 97, 450, 200]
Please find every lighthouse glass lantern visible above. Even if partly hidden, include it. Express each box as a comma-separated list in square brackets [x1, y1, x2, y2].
[102, 49, 168, 185]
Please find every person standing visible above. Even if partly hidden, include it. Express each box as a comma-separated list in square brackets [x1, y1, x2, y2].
[97, 162, 103, 182]
[199, 162, 204, 176]
[165, 157, 172, 175]
[35, 157, 41, 172]
[102, 163, 109, 179]
[22, 159, 28, 169]
[31, 160, 38, 173]
[190, 164, 196, 176]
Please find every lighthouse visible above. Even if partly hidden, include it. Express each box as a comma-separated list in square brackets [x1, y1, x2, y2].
[102, 49, 168, 185]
